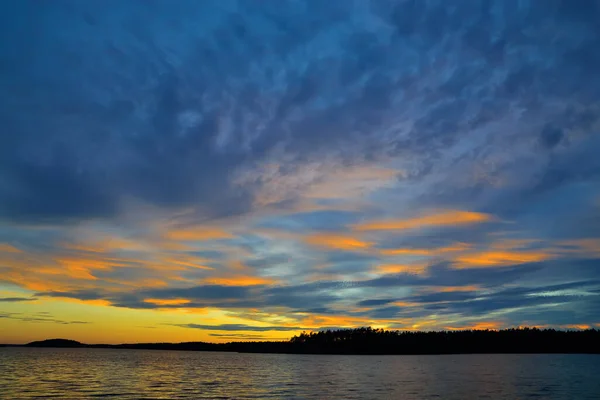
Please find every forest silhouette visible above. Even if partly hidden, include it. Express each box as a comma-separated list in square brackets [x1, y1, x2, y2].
[21, 327, 600, 354]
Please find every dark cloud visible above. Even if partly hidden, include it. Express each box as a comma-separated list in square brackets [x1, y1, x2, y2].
[361, 262, 542, 289]
[357, 299, 396, 307]
[142, 285, 256, 302]
[1, 1, 598, 223]
[402, 279, 600, 318]
[0, 312, 89, 325]
[368, 306, 403, 319]
[35, 285, 262, 310]
[262, 289, 339, 311]
[0, 297, 37, 302]
[36, 290, 107, 301]
[539, 124, 564, 149]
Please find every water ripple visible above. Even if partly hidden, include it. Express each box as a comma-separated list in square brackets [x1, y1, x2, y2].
[1, 349, 599, 399]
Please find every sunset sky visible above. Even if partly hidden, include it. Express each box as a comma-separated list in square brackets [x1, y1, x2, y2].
[1, 1, 600, 344]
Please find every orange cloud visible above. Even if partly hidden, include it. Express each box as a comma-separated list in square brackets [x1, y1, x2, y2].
[438, 285, 481, 293]
[55, 256, 129, 271]
[157, 255, 213, 270]
[52, 255, 136, 281]
[380, 248, 432, 256]
[375, 263, 428, 275]
[62, 237, 150, 253]
[144, 298, 191, 306]
[0, 243, 23, 253]
[67, 298, 112, 307]
[163, 227, 233, 241]
[380, 242, 471, 256]
[392, 301, 419, 307]
[454, 250, 551, 268]
[229, 261, 251, 272]
[561, 324, 591, 330]
[305, 233, 372, 251]
[353, 210, 492, 231]
[203, 275, 276, 286]
[131, 279, 170, 288]
[299, 314, 397, 328]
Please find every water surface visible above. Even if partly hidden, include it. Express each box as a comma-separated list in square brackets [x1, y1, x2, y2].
[1, 348, 599, 399]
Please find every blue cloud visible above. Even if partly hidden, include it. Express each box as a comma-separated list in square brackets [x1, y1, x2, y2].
[1, 0, 598, 224]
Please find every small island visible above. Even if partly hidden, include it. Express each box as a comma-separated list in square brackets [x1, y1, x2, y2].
[25, 339, 85, 348]
[16, 327, 600, 355]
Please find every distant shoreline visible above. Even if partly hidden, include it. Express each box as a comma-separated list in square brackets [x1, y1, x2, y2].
[3, 327, 600, 355]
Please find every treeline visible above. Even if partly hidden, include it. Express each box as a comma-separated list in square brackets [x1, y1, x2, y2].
[23, 327, 600, 354]
[283, 327, 600, 354]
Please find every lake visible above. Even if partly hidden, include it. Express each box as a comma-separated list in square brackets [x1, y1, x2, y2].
[1, 348, 599, 399]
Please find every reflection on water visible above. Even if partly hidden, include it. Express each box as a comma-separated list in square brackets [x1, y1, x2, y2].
[1, 348, 599, 399]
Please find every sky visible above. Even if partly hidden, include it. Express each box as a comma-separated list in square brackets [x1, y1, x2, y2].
[1, 0, 600, 344]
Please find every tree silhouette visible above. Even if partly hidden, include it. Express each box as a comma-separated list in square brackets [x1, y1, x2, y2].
[24, 327, 600, 354]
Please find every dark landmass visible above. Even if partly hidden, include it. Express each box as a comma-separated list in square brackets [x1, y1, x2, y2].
[16, 327, 600, 354]
[26, 339, 85, 348]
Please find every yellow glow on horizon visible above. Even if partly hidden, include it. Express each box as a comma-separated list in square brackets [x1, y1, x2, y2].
[445, 321, 502, 331]
[0, 298, 297, 344]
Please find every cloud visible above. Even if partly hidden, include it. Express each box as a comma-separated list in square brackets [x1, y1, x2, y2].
[380, 243, 471, 256]
[37, 290, 108, 302]
[0, 312, 90, 325]
[0, 297, 37, 302]
[208, 333, 277, 340]
[0, 244, 23, 253]
[374, 264, 428, 275]
[2, 1, 598, 225]
[357, 299, 396, 307]
[353, 211, 492, 232]
[144, 298, 191, 306]
[161, 227, 233, 241]
[305, 233, 372, 251]
[453, 250, 553, 268]
[173, 323, 304, 332]
[202, 276, 276, 287]
[1, 1, 600, 336]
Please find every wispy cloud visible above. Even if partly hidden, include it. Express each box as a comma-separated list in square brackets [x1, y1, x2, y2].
[173, 324, 305, 332]
[0, 297, 37, 302]
[305, 233, 372, 251]
[353, 211, 492, 232]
